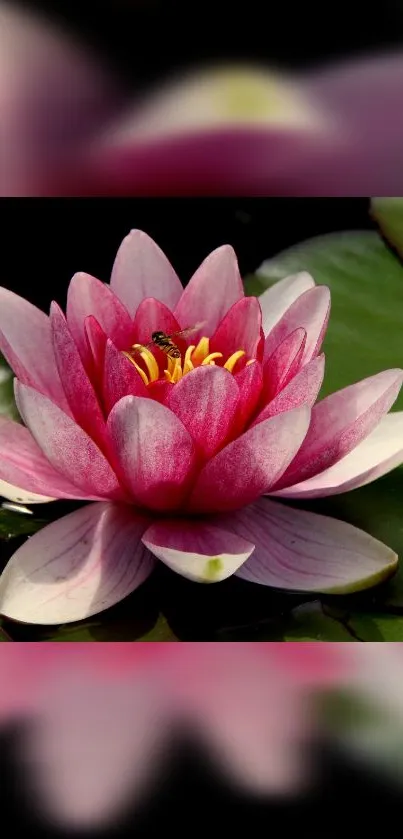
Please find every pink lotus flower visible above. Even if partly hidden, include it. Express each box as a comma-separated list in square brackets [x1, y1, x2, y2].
[0, 231, 402, 625]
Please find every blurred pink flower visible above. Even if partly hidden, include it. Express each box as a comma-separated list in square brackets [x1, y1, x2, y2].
[0, 232, 402, 624]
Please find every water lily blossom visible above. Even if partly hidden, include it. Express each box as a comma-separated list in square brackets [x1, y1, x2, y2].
[0, 231, 402, 624]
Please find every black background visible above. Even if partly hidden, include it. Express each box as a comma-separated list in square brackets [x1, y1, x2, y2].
[2, 197, 373, 311]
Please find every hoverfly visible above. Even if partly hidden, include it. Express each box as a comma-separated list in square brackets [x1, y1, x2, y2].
[127, 322, 206, 361]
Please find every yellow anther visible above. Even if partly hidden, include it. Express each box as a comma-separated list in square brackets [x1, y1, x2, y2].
[131, 344, 159, 383]
[123, 351, 149, 386]
[171, 358, 183, 383]
[192, 336, 210, 365]
[184, 345, 195, 375]
[201, 352, 223, 365]
[246, 359, 256, 366]
[224, 350, 246, 372]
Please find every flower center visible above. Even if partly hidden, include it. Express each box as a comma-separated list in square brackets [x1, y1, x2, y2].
[123, 336, 251, 386]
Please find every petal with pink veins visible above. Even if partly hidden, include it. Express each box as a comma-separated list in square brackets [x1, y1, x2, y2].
[210, 297, 263, 360]
[275, 368, 403, 490]
[230, 498, 397, 593]
[174, 245, 244, 337]
[188, 405, 311, 513]
[0, 287, 70, 412]
[271, 411, 403, 499]
[259, 272, 316, 336]
[66, 272, 133, 364]
[50, 303, 107, 446]
[167, 366, 239, 460]
[0, 502, 155, 625]
[15, 382, 125, 501]
[108, 396, 196, 511]
[254, 354, 325, 422]
[0, 417, 104, 501]
[142, 518, 254, 582]
[102, 339, 148, 415]
[132, 298, 181, 344]
[85, 315, 108, 376]
[263, 286, 330, 364]
[234, 360, 263, 431]
[109, 230, 183, 315]
[263, 327, 307, 401]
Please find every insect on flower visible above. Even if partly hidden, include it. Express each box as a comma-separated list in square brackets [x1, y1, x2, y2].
[124, 322, 207, 362]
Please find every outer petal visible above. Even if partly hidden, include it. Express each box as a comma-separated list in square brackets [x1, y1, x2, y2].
[50, 303, 106, 446]
[15, 382, 125, 501]
[0, 287, 69, 411]
[231, 498, 397, 593]
[259, 272, 316, 336]
[174, 245, 244, 337]
[263, 327, 307, 401]
[0, 417, 104, 501]
[167, 366, 239, 460]
[210, 297, 262, 360]
[108, 396, 196, 511]
[142, 518, 255, 583]
[254, 354, 325, 422]
[0, 502, 155, 625]
[109, 229, 183, 315]
[275, 369, 403, 489]
[102, 339, 148, 415]
[263, 286, 330, 364]
[234, 360, 264, 431]
[66, 272, 133, 364]
[272, 411, 403, 499]
[188, 405, 311, 513]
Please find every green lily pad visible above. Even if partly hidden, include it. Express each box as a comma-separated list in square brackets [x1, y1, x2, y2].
[251, 230, 403, 409]
[0, 355, 19, 422]
[0, 507, 48, 542]
[281, 601, 356, 641]
[371, 198, 403, 257]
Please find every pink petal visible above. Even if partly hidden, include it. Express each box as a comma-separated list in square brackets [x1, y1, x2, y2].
[263, 286, 330, 364]
[0, 287, 70, 412]
[66, 272, 133, 365]
[15, 382, 125, 501]
[0, 417, 103, 501]
[147, 380, 174, 404]
[234, 360, 264, 431]
[102, 339, 148, 415]
[84, 315, 108, 376]
[108, 396, 196, 511]
[132, 298, 181, 343]
[272, 411, 403, 499]
[231, 498, 397, 593]
[167, 366, 239, 460]
[109, 229, 183, 316]
[50, 303, 107, 447]
[0, 502, 155, 624]
[254, 354, 325, 422]
[174, 245, 244, 337]
[210, 297, 263, 360]
[259, 272, 316, 336]
[263, 327, 307, 401]
[275, 369, 403, 490]
[142, 518, 255, 582]
[188, 405, 311, 513]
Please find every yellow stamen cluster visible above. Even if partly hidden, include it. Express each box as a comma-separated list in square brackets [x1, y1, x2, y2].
[124, 337, 254, 386]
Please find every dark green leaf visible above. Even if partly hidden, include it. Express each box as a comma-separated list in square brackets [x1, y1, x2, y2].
[281, 602, 356, 641]
[371, 198, 403, 257]
[0, 508, 48, 542]
[0, 355, 19, 422]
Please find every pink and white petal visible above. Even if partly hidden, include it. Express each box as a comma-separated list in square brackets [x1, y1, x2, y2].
[254, 354, 325, 423]
[142, 518, 254, 583]
[50, 303, 106, 446]
[276, 368, 403, 490]
[167, 366, 239, 460]
[0, 502, 155, 625]
[0, 417, 104, 501]
[102, 339, 148, 415]
[272, 411, 403, 499]
[188, 405, 311, 513]
[258, 272, 316, 336]
[109, 230, 183, 315]
[263, 327, 307, 401]
[66, 272, 133, 363]
[210, 297, 262, 360]
[132, 298, 181, 343]
[85, 315, 108, 375]
[108, 396, 196, 511]
[234, 360, 264, 431]
[174, 245, 244, 337]
[0, 287, 70, 412]
[15, 382, 125, 501]
[263, 286, 330, 364]
[230, 498, 397, 593]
